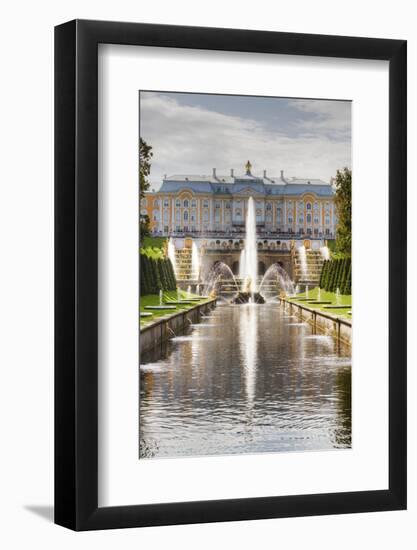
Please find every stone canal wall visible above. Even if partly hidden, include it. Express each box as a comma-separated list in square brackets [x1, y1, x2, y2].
[140, 299, 217, 356]
[281, 298, 352, 346]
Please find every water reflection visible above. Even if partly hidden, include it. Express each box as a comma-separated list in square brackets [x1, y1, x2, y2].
[240, 305, 258, 407]
[139, 304, 351, 459]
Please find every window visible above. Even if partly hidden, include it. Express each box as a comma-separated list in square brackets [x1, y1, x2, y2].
[325, 215, 330, 225]
[225, 202, 231, 209]
[153, 210, 159, 221]
[176, 225, 181, 232]
[215, 201, 221, 208]
[191, 199, 196, 207]
[325, 228, 330, 235]
[141, 198, 147, 207]
[306, 202, 312, 210]
[203, 210, 209, 222]
[299, 228, 304, 235]
[298, 216, 304, 224]
[314, 228, 318, 235]
[153, 199, 159, 207]
[163, 199, 169, 207]
[164, 226, 169, 233]
[314, 216, 319, 224]
[183, 199, 189, 208]
[306, 213, 312, 224]
[307, 228, 312, 235]
[184, 211, 189, 221]
[203, 199, 209, 208]
[288, 217, 293, 224]
[175, 199, 181, 207]
[266, 203, 272, 210]
[191, 214, 195, 222]
[314, 202, 319, 211]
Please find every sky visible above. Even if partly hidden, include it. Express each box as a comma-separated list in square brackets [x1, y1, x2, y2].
[140, 91, 351, 190]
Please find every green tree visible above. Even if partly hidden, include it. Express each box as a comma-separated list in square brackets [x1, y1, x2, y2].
[334, 167, 352, 255]
[139, 138, 153, 241]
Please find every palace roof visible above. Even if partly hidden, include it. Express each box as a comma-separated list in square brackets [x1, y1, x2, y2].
[156, 171, 334, 197]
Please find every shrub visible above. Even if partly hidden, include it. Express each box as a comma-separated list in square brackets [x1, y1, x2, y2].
[319, 256, 351, 294]
[139, 253, 177, 295]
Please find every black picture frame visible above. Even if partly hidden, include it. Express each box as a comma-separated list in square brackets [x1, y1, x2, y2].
[55, 19, 407, 531]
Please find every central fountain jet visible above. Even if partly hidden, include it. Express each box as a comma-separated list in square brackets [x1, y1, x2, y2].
[233, 196, 265, 304]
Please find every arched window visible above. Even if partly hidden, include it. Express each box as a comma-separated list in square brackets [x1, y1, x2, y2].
[306, 202, 312, 210]
[184, 211, 189, 221]
[153, 199, 159, 207]
[306, 213, 312, 223]
[175, 199, 181, 207]
[183, 199, 189, 208]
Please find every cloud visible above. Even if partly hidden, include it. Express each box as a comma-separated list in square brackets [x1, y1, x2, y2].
[288, 98, 351, 139]
[140, 92, 351, 189]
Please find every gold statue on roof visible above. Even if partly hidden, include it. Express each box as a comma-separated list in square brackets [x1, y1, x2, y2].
[245, 160, 252, 175]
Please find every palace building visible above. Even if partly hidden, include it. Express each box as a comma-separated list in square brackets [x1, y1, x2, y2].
[142, 162, 337, 240]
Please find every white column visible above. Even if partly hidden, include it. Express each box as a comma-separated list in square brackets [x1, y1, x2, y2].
[284, 199, 287, 231]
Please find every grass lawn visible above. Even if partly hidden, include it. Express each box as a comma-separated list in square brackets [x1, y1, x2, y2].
[140, 289, 211, 329]
[141, 236, 167, 250]
[287, 287, 352, 320]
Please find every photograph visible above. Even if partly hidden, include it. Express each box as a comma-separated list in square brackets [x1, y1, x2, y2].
[139, 91, 352, 459]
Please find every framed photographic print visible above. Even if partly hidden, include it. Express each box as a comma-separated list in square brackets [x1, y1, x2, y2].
[55, 20, 406, 530]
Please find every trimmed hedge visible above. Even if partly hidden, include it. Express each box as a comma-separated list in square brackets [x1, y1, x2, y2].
[319, 257, 351, 295]
[140, 254, 177, 296]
